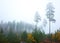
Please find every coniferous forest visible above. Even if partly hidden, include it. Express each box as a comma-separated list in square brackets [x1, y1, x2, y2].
[0, 0, 60, 43]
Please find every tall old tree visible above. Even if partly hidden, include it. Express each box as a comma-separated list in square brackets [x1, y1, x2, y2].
[46, 2, 56, 39]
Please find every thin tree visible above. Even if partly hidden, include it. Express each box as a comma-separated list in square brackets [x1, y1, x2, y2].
[34, 11, 41, 29]
[46, 2, 56, 41]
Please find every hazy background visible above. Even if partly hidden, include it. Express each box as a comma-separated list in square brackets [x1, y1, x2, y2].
[0, 0, 60, 33]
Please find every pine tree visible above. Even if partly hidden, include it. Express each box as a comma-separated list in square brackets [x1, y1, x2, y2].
[34, 11, 41, 30]
[46, 2, 56, 41]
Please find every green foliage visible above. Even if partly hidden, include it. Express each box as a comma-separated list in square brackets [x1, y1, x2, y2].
[0, 28, 3, 33]
[46, 34, 52, 40]
[32, 28, 46, 43]
[7, 28, 20, 43]
[0, 28, 8, 43]
[27, 39, 32, 43]
[21, 31, 27, 41]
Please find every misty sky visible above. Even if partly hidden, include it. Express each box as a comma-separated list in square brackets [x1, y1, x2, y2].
[0, 0, 60, 33]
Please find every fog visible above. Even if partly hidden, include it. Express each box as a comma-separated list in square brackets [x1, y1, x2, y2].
[0, 0, 60, 33]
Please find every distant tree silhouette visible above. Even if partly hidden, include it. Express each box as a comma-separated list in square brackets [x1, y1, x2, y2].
[43, 19, 47, 27]
[34, 11, 41, 30]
